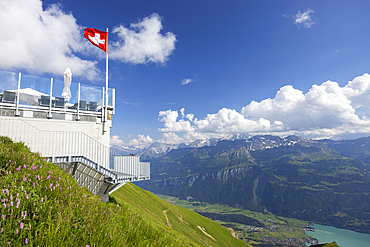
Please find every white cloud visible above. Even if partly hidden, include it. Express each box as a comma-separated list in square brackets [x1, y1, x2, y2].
[158, 108, 284, 135]
[180, 108, 185, 118]
[158, 109, 195, 132]
[0, 0, 99, 80]
[159, 132, 183, 144]
[155, 73, 370, 142]
[157, 131, 228, 145]
[111, 135, 125, 146]
[186, 113, 194, 122]
[0, 1, 176, 80]
[128, 135, 153, 148]
[293, 8, 315, 29]
[240, 76, 370, 131]
[111, 134, 153, 150]
[110, 13, 176, 65]
[181, 79, 192, 85]
[342, 73, 370, 108]
[193, 108, 284, 133]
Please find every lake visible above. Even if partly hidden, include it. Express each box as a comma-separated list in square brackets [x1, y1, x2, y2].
[305, 223, 370, 247]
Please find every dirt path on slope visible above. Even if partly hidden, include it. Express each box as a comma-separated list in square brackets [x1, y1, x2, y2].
[197, 226, 217, 242]
[163, 207, 172, 227]
[174, 205, 188, 224]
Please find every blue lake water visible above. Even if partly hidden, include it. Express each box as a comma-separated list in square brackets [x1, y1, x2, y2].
[305, 223, 370, 247]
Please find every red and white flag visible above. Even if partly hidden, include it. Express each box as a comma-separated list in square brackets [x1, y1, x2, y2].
[84, 28, 107, 52]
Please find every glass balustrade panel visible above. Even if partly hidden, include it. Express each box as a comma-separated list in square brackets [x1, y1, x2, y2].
[80, 84, 103, 112]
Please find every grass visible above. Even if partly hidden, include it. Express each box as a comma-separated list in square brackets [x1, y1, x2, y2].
[157, 194, 313, 246]
[0, 136, 191, 246]
[111, 183, 250, 247]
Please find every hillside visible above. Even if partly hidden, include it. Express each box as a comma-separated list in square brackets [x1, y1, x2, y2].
[137, 135, 370, 234]
[0, 136, 195, 246]
[111, 183, 250, 247]
[158, 194, 318, 246]
[1, 136, 252, 246]
[310, 242, 340, 247]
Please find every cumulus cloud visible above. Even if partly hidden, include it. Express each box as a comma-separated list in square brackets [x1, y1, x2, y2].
[240, 75, 370, 131]
[194, 108, 284, 133]
[111, 134, 153, 150]
[157, 131, 228, 145]
[158, 108, 284, 135]
[128, 135, 153, 148]
[110, 13, 176, 65]
[0, 0, 99, 80]
[160, 132, 184, 144]
[293, 8, 315, 29]
[158, 109, 195, 132]
[156, 73, 370, 142]
[181, 79, 192, 85]
[114, 74, 370, 147]
[0, 1, 176, 80]
[186, 113, 194, 122]
[111, 135, 125, 146]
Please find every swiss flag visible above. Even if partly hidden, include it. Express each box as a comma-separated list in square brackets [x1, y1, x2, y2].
[84, 28, 107, 52]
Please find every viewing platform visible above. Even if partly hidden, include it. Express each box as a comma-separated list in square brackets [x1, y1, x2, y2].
[0, 70, 149, 201]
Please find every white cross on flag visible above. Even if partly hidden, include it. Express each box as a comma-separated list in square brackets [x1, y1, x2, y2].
[84, 28, 107, 52]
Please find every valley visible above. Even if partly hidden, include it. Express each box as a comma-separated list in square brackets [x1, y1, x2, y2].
[136, 135, 370, 234]
[158, 194, 316, 246]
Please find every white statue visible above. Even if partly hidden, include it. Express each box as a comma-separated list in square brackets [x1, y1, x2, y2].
[62, 68, 72, 101]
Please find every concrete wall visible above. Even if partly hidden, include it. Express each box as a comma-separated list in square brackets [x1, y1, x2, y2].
[0, 115, 112, 169]
[20, 117, 111, 147]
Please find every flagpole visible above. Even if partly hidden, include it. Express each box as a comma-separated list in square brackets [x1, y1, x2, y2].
[105, 28, 109, 124]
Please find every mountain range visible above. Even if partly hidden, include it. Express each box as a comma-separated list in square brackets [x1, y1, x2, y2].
[111, 137, 221, 159]
[136, 134, 370, 234]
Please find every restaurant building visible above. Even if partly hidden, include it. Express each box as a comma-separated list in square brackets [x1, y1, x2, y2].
[0, 70, 149, 201]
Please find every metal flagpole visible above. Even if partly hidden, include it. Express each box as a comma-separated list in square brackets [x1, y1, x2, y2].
[105, 28, 109, 124]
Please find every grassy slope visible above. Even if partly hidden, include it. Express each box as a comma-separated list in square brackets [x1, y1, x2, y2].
[157, 194, 313, 246]
[310, 242, 340, 247]
[0, 137, 191, 246]
[111, 183, 251, 247]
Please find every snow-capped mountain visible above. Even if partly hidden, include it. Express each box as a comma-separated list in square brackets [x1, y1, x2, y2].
[133, 135, 314, 160]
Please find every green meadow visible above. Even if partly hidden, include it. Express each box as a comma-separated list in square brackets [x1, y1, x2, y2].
[157, 194, 313, 246]
[0, 136, 248, 246]
[111, 183, 250, 247]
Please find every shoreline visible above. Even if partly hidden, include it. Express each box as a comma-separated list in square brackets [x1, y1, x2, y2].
[304, 223, 318, 245]
[305, 221, 370, 235]
[305, 223, 370, 247]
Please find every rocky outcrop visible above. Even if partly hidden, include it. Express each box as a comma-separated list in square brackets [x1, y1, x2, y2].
[162, 166, 255, 187]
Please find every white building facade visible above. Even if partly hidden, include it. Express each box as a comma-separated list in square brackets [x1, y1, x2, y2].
[0, 70, 149, 198]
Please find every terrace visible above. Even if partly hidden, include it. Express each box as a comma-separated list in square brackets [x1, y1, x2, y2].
[0, 70, 114, 124]
[0, 70, 149, 201]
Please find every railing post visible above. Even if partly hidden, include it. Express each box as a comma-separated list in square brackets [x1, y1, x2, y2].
[15, 73, 21, 116]
[76, 83, 80, 121]
[112, 88, 115, 115]
[47, 78, 53, 119]
[102, 87, 105, 122]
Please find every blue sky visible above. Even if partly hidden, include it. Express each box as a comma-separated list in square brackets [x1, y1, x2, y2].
[2, 0, 370, 150]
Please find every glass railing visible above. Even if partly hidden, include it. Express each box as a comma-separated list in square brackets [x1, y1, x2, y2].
[0, 71, 115, 113]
